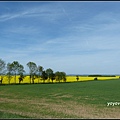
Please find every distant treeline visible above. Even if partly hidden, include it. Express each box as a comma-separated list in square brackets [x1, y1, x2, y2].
[88, 75, 116, 77]
[0, 58, 67, 85]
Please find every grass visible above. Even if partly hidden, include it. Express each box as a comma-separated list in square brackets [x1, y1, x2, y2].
[0, 79, 120, 118]
[0, 111, 31, 118]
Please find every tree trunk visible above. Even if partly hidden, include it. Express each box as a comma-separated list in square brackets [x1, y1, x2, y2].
[15, 73, 16, 84]
[30, 75, 31, 84]
[32, 79, 34, 84]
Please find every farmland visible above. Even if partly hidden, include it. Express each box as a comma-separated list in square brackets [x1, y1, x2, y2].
[1, 75, 120, 84]
[0, 77, 120, 118]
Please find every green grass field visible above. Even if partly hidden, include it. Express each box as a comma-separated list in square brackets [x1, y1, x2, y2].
[0, 79, 120, 118]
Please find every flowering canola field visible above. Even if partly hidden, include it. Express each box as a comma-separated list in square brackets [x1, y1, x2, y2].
[1, 75, 120, 84]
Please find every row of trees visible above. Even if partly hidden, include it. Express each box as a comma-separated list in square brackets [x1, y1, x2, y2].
[0, 58, 67, 84]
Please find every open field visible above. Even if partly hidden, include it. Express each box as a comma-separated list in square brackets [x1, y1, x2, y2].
[1, 75, 120, 84]
[0, 79, 120, 118]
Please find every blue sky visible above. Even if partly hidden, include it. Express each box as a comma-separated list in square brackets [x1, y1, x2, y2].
[1, 1, 120, 75]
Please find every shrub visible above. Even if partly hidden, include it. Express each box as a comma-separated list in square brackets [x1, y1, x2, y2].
[94, 77, 98, 80]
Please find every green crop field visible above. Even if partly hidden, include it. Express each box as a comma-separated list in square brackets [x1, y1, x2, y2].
[0, 79, 120, 118]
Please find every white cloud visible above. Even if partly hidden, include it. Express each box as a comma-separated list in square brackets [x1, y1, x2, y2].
[4, 25, 41, 35]
[0, 3, 68, 23]
[0, 14, 20, 21]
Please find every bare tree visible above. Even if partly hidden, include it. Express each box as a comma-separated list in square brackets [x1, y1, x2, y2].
[6, 63, 13, 84]
[37, 65, 44, 83]
[0, 59, 6, 84]
[11, 61, 20, 84]
[27, 62, 37, 84]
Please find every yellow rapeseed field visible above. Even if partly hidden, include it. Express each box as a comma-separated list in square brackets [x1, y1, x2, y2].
[1, 75, 119, 84]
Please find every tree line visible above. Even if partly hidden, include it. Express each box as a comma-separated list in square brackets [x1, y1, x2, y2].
[0, 58, 67, 84]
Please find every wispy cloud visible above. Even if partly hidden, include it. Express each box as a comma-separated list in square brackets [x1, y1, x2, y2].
[4, 26, 41, 35]
[0, 3, 67, 23]
[0, 14, 19, 21]
[1, 2, 120, 74]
